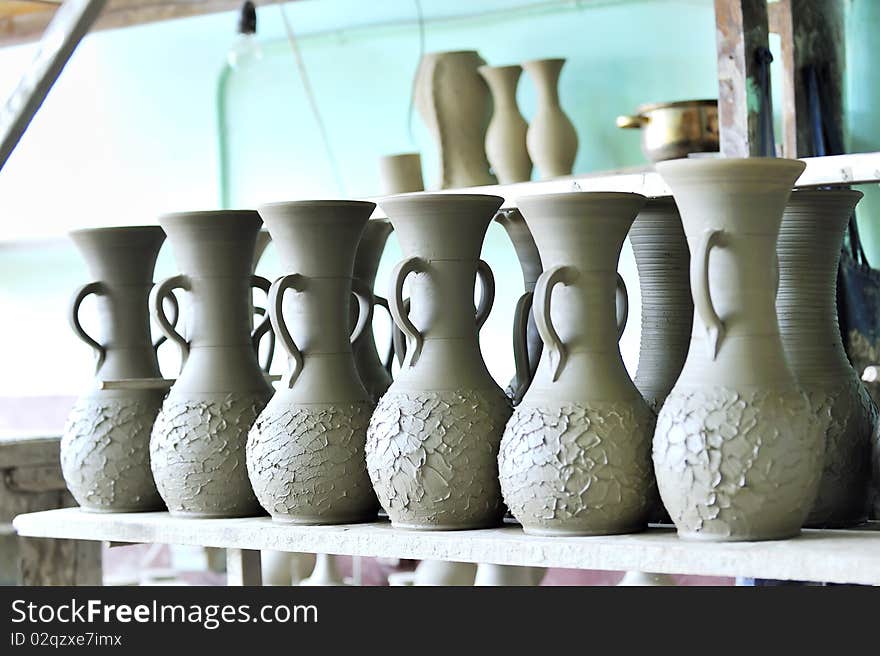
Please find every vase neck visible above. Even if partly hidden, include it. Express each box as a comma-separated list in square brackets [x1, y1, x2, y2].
[94, 282, 162, 380]
[496, 211, 541, 290]
[525, 61, 563, 108]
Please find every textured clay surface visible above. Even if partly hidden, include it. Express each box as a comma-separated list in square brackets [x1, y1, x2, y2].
[61, 396, 165, 512]
[653, 386, 823, 541]
[150, 393, 269, 517]
[366, 388, 512, 529]
[498, 400, 655, 535]
[804, 378, 876, 527]
[247, 402, 378, 523]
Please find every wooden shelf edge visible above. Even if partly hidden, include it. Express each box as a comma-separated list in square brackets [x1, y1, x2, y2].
[13, 508, 880, 585]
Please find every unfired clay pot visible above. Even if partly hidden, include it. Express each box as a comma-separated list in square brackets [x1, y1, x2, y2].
[378, 153, 425, 195]
[523, 58, 578, 179]
[351, 218, 395, 402]
[630, 197, 692, 412]
[414, 51, 496, 189]
[247, 200, 379, 525]
[479, 64, 531, 184]
[496, 208, 543, 404]
[777, 189, 877, 528]
[61, 226, 168, 512]
[653, 158, 823, 541]
[366, 193, 512, 530]
[498, 192, 656, 536]
[150, 210, 273, 518]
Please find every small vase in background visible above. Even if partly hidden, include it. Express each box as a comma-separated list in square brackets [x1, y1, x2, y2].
[479, 64, 531, 184]
[414, 50, 496, 189]
[378, 153, 424, 195]
[524, 58, 578, 179]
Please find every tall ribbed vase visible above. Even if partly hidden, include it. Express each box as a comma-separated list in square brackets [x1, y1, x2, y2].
[777, 189, 877, 528]
[630, 197, 692, 412]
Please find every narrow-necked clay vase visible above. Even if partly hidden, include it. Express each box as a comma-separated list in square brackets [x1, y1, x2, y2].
[479, 64, 531, 184]
[366, 193, 512, 530]
[351, 218, 395, 402]
[498, 192, 656, 535]
[777, 189, 877, 528]
[150, 210, 273, 518]
[414, 51, 496, 189]
[653, 158, 823, 542]
[61, 226, 168, 512]
[247, 200, 379, 524]
[630, 197, 692, 412]
[523, 58, 578, 179]
[495, 208, 543, 404]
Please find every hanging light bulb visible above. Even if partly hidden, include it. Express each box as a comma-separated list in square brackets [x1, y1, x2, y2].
[227, 1, 262, 69]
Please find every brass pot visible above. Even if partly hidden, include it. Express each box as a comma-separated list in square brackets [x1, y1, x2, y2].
[616, 99, 718, 162]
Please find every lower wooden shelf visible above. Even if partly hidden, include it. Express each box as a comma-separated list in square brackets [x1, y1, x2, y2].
[12, 508, 880, 585]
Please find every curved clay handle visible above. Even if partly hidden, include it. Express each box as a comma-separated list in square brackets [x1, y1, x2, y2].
[392, 297, 411, 368]
[475, 259, 496, 330]
[534, 265, 579, 382]
[616, 114, 648, 129]
[389, 257, 425, 368]
[153, 290, 179, 354]
[250, 275, 274, 355]
[253, 306, 276, 373]
[692, 228, 726, 359]
[615, 273, 629, 342]
[149, 275, 191, 367]
[511, 291, 534, 404]
[374, 295, 396, 374]
[269, 273, 307, 389]
[350, 278, 373, 344]
[69, 281, 107, 373]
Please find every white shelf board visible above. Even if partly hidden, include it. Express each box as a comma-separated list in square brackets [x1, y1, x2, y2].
[13, 508, 880, 584]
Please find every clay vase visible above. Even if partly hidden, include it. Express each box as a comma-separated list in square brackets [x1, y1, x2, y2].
[378, 153, 424, 195]
[61, 226, 167, 512]
[366, 194, 512, 530]
[630, 197, 693, 412]
[653, 158, 823, 542]
[247, 201, 378, 524]
[777, 189, 877, 528]
[414, 51, 496, 189]
[495, 208, 543, 404]
[150, 210, 273, 518]
[351, 218, 395, 402]
[523, 58, 578, 179]
[479, 65, 531, 184]
[498, 192, 656, 536]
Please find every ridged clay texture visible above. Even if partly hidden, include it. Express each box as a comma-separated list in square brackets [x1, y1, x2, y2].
[61, 395, 165, 512]
[366, 388, 512, 530]
[499, 400, 656, 535]
[150, 393, 269, 518]
[653, 386, 822, 541]
[248, 402, 378, 524]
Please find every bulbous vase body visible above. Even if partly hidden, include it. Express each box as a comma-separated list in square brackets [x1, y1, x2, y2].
[498, 192, 656, 536]
[630, 197, 692, 412]
[351, 219, 394, 402]
[653, 158, 823, 542]
[414, 51, 496, 189]
[62, 227, 167, 512]
[777, 189, 877, 528]
[247, 200, 379, 524]
[150, 211, 273, 518]
[496, 209, 543, 404]
[366, 194, 512, 530]
[524, 58, 578, 179]
[479, 65, 531, 184]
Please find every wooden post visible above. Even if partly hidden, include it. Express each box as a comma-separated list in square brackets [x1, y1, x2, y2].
[714, 0, 771, 157]
[769, 0, 846, 157]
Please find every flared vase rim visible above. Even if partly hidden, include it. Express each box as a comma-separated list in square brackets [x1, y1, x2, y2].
[422, 49, 481, 58]
[378, 192, 504, 208]
[159, 209, 261, 224]
[478, 63, 523, 74]
[517, 191, 646, 206]
[787, 187, 864, 202]
[258, 199, 377, 213]
[69, 225, 165, 239]
[522, 57, 566, 67]
[656, 156, 806, 182]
